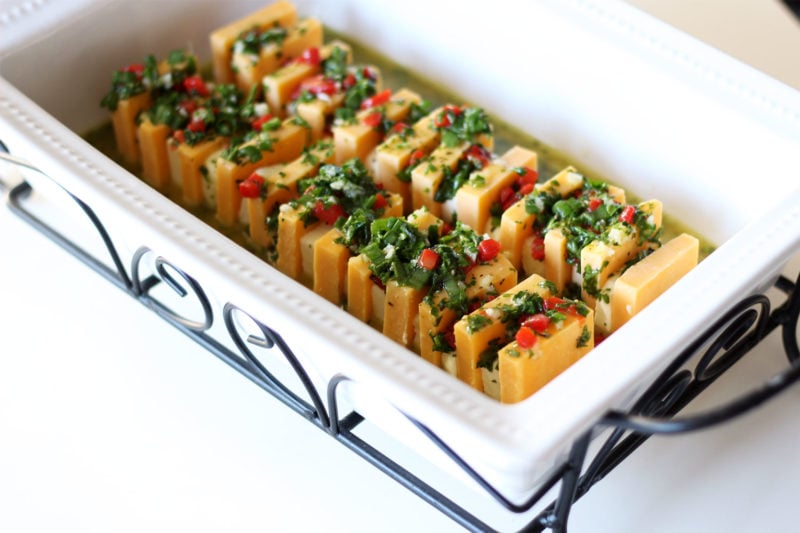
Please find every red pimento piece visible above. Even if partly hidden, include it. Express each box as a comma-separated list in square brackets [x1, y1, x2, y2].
[298, 47, 321, 66]
[183, 75, 209, 97]
[434, 114, 451, 129]
[360, 89, 392, 110]
[515, 326, 537, 349]
[299, 74, 337, 96]
[372, 193, 388, 210]
[391, 121, 409, 134]
[363, 111, 382, 128]
[313, 200, 346, 225]
[172, 130, 185, 144]
[187, 118, 206, 133]
[543, 296, 565, 312]
[238, 173, 264, 199]
[178, 99, 198, 116]
[251, 114, 274, 131]
[443, 327, 457, 351]
[418, 248, 440, 271]
[342, 72, 356, 89]
[518, 182, 534, 196]
[544, 296, 579, 316]
[588, 197, 603, 212]
[465, 144, 491, 167]
[521, 313, 550, 333]
[408, 149, 426, 168]
[122, 63, 145, 75]
[530, 233, 545, 262]
[477, 238, 501, 262]
[361, 67, 376, 80]
[434, 105, 461, 128]
[620, 204, 636, 224]
[499, 186, 517, 211]
[516, 167, 538, 188]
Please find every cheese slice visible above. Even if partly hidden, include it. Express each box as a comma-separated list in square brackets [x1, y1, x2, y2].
[246, 140, 334, 248]
[499, 165, 580, 270]
[137, 118, 171, 189]
[580, 199, 663, 309]
[178, 137, 229, 207]
[112, 92, 152, 165]
[214, 118, 310, 226]
[419, 254, 517, 368]
[454, 273, 551, 391]
[373, 107, 442, 210]
[210, 0, 297, 85]
[454, 146, 537, 234]
[231, 18, 323, 92]
[600, 232, 699, 334]
[262, 41, 351, 117]
[333, 88, 422, 165]
[498, 307, 594, 403]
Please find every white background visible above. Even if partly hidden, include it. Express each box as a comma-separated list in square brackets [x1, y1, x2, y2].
[2, 1, 800, 531]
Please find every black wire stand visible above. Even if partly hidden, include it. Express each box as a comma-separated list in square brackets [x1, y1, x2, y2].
[2, 146, 798, 532]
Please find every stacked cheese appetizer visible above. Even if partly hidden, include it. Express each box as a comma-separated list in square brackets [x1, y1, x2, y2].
[99, 0, 700, 403]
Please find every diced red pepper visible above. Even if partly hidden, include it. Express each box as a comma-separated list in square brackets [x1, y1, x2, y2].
[443, 328, 457, 351]
[434, 113, 451, 129]
[187, 118, 206, 132]
[178, 99, 198, 116]
[477, 238, 501, 262]
[434, 105, 461, 128]
[499, 186, 517, 211]
[298, 47, 321, 66]
[238, 173, 264, 199]
[465, 144, 491, 167]
[372, 193, 388, 210]
[313, 200, 346, 225]
[342, 73, 356, 90]
[408, 149, 426, 168]
[391, 121, 409, 134]
[620, 204, 636, 224]
[363, 111, 382, 128]
[361, 67, 376, 80]
[544, 296, 580, 316]
[518, 182, 534, 196]
[251, 114, 275, 131]
[172, 130, 185, 144]
[360, 89, 392, 110]
[515, 326, 537, 349]
[298, 74, 337, 96]
[530, 233, 545, 262]
[521, 313, 551, 333]
[418, 248, 440, 270]
[588, 197, 603, 212]
[183, 75, 209, 97]
[543, 296, 565, 312]
[122, 63, 144, 75]
[516, 167, 538, 188]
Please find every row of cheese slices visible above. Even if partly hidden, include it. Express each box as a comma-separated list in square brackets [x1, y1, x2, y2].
[102, 0, 699, 403]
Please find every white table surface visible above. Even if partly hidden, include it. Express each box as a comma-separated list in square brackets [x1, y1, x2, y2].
[2, 1, 800, 532]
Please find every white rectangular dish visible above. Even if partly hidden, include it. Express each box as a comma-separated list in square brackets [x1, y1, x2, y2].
[1, 0, 799, 502]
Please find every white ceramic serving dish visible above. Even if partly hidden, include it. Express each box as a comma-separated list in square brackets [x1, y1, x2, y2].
[1, 0, 799, 502]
